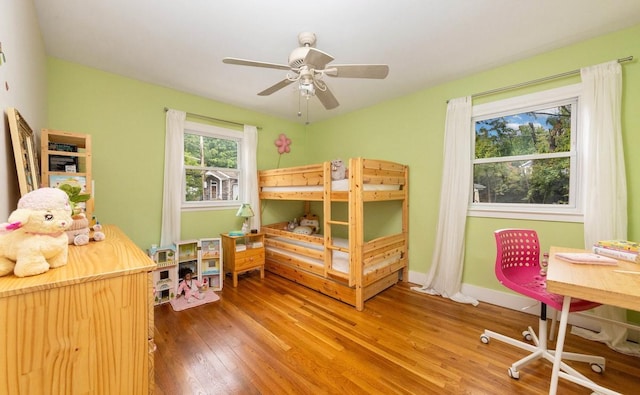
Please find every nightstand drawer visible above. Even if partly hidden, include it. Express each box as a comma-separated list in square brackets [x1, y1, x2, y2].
[235, 249, 265, 270]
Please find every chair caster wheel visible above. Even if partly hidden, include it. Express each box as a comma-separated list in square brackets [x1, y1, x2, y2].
[522, 330, 533, 342]
[480, 334, 490, 344]
[508, 367, 520, 379]
[590, 363, 604, 374]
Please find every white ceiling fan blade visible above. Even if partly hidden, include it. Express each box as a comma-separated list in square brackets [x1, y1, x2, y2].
[315, 85, 339, 110]
[223, 57, 291, 71]
[303, 48, 334, 69]
[258, 79, 295, 96]
[324, 64, 389, 79]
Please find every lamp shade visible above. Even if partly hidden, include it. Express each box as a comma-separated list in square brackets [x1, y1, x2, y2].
[236, 203, 255, 218]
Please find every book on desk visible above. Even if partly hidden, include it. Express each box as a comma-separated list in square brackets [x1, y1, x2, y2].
[592, 240, 640, 263]
[595, 239, 639, 252]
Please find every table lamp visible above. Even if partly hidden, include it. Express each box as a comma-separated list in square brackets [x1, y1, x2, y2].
[236, 203, 255, 235]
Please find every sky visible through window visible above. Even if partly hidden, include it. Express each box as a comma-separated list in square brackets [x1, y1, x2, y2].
[475, 108, 557, 136]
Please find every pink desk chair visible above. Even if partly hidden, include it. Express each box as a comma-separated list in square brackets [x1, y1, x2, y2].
[480, 229, 604, 380]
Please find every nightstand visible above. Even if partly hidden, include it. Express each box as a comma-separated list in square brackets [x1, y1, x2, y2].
[221, 232, 265, 287]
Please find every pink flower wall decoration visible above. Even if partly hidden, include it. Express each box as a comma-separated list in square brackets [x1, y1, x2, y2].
[274, 133, 292, 154]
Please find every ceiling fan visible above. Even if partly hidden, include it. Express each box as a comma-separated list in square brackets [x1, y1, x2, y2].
[222, 32, 389, 110]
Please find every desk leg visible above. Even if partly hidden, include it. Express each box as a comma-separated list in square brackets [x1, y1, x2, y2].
[549, 297, 620, 395]
[549, 295, 571, 395]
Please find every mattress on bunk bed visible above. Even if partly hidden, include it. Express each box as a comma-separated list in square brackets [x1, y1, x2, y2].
[261, 178, 400, 192]
[266, 235, 401, 274]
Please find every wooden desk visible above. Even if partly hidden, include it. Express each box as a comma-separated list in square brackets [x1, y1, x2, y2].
[546, 246, 640, 395]
[0, 225, 157, 395]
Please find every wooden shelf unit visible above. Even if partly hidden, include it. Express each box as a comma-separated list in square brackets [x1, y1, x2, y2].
[41, 129, 93, 218]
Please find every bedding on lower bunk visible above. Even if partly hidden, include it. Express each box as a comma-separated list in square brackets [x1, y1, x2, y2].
[265, 234, 401, 275]
[261, 178, 400, 193]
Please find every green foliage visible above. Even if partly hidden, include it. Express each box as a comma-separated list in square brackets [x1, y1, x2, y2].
[184, 133, 239, 202]
[58, 183, 91, 214]
[184, 133, 237, 168]
[474, 105, 572, 204]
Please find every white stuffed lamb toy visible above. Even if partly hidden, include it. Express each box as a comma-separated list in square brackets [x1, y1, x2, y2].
[0, 187, 73, 277]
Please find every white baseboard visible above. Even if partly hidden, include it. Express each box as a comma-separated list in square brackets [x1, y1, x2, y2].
[408, 270, 639, 341]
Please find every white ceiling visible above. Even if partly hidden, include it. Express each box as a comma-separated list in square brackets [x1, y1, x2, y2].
[33, 0, 640, 124]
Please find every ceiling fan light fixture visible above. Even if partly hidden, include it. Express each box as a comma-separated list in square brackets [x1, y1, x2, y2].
[299, 81, 315, 97]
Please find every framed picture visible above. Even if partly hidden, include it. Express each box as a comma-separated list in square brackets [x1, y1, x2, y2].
[7, 108, 40, 196]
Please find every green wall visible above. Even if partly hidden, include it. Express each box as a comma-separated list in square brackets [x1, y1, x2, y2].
[305, 24, 640, 292]
[46, 59, 306, 247]
[47, 24, 640, 295]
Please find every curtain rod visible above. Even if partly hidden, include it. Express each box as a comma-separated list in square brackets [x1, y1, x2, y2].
[450, 56, 633, 102]
[164, 107, 262, 130]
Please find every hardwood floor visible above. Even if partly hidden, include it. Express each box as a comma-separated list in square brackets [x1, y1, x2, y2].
[154, 272, 640, 394]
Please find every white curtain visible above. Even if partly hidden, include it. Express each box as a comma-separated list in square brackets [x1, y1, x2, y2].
[242, 125, 260, 230]
[412, 96, 478, 306]
[572, 61, 640, 355]
[160, 109, 186, 246]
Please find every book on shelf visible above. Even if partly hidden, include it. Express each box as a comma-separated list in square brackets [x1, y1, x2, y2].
[592, 246, 640, 263]
[594, 239, 640, 253]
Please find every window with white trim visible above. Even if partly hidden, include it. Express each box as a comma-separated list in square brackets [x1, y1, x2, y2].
[468, 84, 583, 222]
[182, 121, 244, 210]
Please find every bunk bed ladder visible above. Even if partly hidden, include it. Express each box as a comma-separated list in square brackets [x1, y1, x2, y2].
[322, 161, 353, 286]
[322, 160, 363, 298]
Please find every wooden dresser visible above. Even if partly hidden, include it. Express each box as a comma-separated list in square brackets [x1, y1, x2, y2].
[0, 225, 156, 395]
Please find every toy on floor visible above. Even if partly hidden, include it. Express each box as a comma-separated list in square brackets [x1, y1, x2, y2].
[0, 187, 73, 277]
[176, 269, 206, 303]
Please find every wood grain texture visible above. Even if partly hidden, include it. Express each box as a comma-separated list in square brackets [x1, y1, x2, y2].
[259, 158, 408, 311]
[0, 225, 155, 395]
[548, 246, 640, 311]
[0, 225, 156, 298]
[154, 273, 640, 394]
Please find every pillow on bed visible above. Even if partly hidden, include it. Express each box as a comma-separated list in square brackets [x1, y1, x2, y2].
[292, 226, 313, 235]
[300, 217, 319, 233]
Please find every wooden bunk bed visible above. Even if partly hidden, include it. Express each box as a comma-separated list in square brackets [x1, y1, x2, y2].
[258, 157, 409, 311]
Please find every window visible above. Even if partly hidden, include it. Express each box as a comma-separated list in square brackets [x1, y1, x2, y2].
[182, 121, 244, 210]
[469, 84, 583, 222]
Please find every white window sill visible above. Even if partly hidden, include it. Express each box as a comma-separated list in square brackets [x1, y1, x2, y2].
[181, 202, 239, 212]
[467, 207, 583, 223]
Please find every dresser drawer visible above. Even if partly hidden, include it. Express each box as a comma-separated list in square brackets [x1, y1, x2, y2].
[235, 249, 265, 270]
